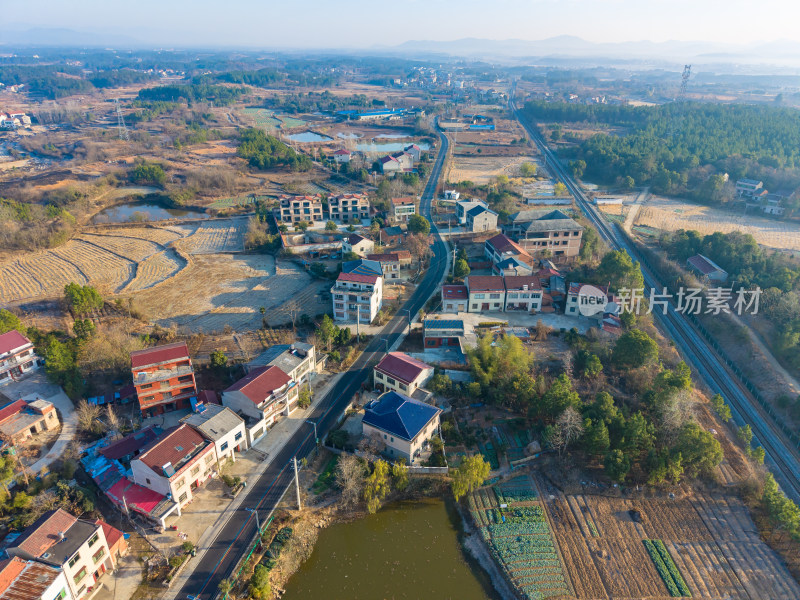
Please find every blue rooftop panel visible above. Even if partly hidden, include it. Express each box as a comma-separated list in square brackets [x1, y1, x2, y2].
[362, 391, 440, 441]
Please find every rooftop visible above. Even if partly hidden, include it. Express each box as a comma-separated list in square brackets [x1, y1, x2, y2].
[486, 234, 529, 257]
[466, 275, 506, 292]
[0, 557, 64, 600]
[391, 197, 415, 206]
[225, 365, 292, 405]
[137, 424, 211, 477]
[98, 425, 162, 461]
[375, 352, 432, 385]
[0, 331, 31, 356]
[347, 233, 368, 245]
[383, 226, 405, 237]
[687, 254, 727, 276]
[337, 272, 380, 285]
[367, 252, 401, 262]
[442, 284, 468, 300]
[247, 343, 313, 374]
[424, 318, 465, 331]
[504, 275, 543, 290]
[130, 342, 190, 370]
[362, 391, 441, 442]
[181, 405, 244, 442]
[9, 509, 100, 567]
[567, 282, 609, 296]
[342, 258, 383, 278]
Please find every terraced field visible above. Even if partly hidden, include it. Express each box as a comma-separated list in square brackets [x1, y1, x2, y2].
[176, 218, 248, 254]
[124, 249, 186, 292]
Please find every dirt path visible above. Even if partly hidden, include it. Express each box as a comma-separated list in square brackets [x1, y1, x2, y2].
[734, 312, 800, 396]
[624, 186, 649, 232]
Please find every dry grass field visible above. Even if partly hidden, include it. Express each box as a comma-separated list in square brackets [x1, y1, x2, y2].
[634, 196, 800, 252]
[446, 154, 540, 185]
[537, 475, 800, 600]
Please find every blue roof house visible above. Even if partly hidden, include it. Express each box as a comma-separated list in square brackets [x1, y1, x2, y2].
[361, 391, 442, 464]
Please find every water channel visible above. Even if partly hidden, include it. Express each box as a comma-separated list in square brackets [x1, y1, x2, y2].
[282, 498, 497, 600]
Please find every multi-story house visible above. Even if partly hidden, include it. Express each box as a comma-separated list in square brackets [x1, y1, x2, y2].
[0, 557, 72, 600]
[278, 195, 324, 224]
[0, 330, 41, 386]
[503, 209, 583, 258]
[331, 272, 383, 323]
[366, 251, 412, 280]
[735, 178, 764, 198]
[455, 199, 488, 224]
[246, 342, 317, 384]
[565, 283, 611, 318]
[181, 404, 248, 465]
[327, 193, 371, 224]
[342, 233, 375, 257]
[222, 366, 298, 445]
[131, 424, 216, 511]
[6, 508, 125, 600]
[374, 352, 433, 397]
[391, 197, 417, 222]
[361, 391, 441, 465]
[465, 205, 498, 233]
[466, 275, 506, 312]
[484, 233, 532, 266]
[441, 284, 468, 312]
[503, 276, 543, 312]
[130, 342, 197, 418]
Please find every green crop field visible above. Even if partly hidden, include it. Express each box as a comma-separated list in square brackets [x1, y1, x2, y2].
[643, 539, 692, 597]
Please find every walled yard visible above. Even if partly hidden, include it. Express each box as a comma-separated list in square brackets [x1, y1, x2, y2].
[632, 196, 800, 252]
[532, 473, 800, 600]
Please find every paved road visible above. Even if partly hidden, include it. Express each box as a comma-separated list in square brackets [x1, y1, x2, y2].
[510, 92, 800, 503]
[175, 129, 450, 600]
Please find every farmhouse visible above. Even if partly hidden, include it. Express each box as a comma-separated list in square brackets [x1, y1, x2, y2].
[687, 254, 729, 283]
[484, 234, 532, 268]
[333, 148, 351, 163]
[565, 283, 612, 318]
[455, 199, 488, 224]
[441, 284, 468, 312]
[380, 225, 405, 246]
[342, 233, 374, 257]
[373, 352, 434, 397]
[331, 271, 383, 323]
[130, 424, 216, 511]
[367, 251, 412, 280]
[130, 342, 197, 418]
[503, 276, 544, 312]
[0, 557, 70, 600]
[6, 508, 125, 600]
[362, 391, 441, 464]
[181, 404, 247, 464]
[466, 275, 506, 312]
[503, 209, 583, 258]
[278, 195, 324, 224]
[465, 205, 499, 233]
[379, 155, 403, 174]
[222, 366, 299, 445]
[403, 144, 422, 162]
[444, 190, 461, 200]
[98, 425, 162, 463]
[246, 342, 317, 383]
[390, 197, 417, 223]
[0, 330, 41, 386]
[423, 318, 465, 349]
[327, 193, 371, 224]
[0, 398, 60, 446]
[735, 178, 764, 198]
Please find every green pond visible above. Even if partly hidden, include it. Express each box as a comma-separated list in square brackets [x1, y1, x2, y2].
[282, 498, 497, 600]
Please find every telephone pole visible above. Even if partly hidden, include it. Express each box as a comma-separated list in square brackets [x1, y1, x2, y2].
[293, 456, 301, 510]
[451, 245, 457, 276]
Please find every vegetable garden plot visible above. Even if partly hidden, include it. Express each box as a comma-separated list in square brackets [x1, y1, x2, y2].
[644, 539, 692, 597]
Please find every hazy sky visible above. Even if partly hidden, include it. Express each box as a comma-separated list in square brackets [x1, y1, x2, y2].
[21, 0, 800, 48]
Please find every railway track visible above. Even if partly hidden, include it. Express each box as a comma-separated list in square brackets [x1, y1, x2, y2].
[510, 94, 800, 503]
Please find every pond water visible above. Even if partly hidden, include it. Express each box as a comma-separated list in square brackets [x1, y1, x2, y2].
[93, 202, 208, 223]
[287, 130, 334, 143]
[282, 498, 496, 600]
[357, 141, 431, 153]
[337, 132, 362, 139]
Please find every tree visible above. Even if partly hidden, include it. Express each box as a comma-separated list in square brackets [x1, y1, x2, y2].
[574, 350, 602, 379]
[363, 459, 391, 514]
[674, 423, 723, 478]
[325, 220, 338, 231]
[406, 233, 432, 263]
[595, 250, 644, 291]
[612, 329, 658, 368]
[584, 419, 610, 457]
[549, 406, 584, 456]
[737, 424, 754, 451]
[316, 315, 336, 352]
[210, 349, 227, 369]
[553, 182, 568, 196]
[391, 460, 409, 491]
[451, 455, 491, 501]
[453, 258, 470, 279]
[710, 394, 732, 422]
[130, 160, 166, 187]
[407, 214, 431, 235]
[519, 162, 537, 177]
[248, 564, 271, 600]
[295, 220, 310, 232]
[336, 454, 365, 508]
[72, 319, 95, 341]
[538, 374, 581, 421]
[105, 405, 121, 437]
[298, 386, 312, 409]
[570, 159, 586, 178]
[63, 283, 103, 315]
[604, 449, 631, 483]
[0, 309, 23, 335]
[75, 400, 101, 434]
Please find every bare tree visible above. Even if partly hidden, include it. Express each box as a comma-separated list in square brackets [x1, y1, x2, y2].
[534, 319, 551, 341]
[551, 406, 584, 457]
[335, 454, 366, 509]
[106, 405, 121, 439]
[657, 389, 694, 445]
[357, 432, 386, 464]
[76, 400, 101, 434]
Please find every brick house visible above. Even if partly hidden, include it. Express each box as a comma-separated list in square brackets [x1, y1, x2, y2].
[373, 352, 434, 397]
[130, 342, 197, 418]
[466, 275, 506, 312]
[0, 398, 60, 446]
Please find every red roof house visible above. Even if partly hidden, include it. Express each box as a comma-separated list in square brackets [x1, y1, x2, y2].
[374, 352, 434, 397]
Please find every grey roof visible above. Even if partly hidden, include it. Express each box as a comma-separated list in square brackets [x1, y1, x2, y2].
[467, 205, 497, 218]
[181, 405, 244, 442]
[39, 520, 98, 567]
[248, 343, 313, 374]
[342, 259, 383, 277]
[518, 218, 583, 233]
[509, 209, 571, 223]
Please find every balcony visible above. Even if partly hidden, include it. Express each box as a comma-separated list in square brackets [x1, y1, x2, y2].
[135, 364, 194, 386]
[255, 381, 296, 411]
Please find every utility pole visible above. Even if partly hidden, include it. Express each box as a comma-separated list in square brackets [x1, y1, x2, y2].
[293, 457, 301, 510]
[246, 507, 260, 535]
[451, 245, 457, 276]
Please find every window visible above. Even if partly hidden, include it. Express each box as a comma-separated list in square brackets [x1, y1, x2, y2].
[74, 567, 87, 584]
[179, 492, 188, 503]
[399, 384, 407, 391]
[220, 442, 229, 452]
[375, 372, 383, 379]
[489, 293, 501, 299]
[145, 478, 151, 485]
[176, 478, 185, 488]
[88, 533, 99, 548]
[68, 554, 81, 569]
[234, 431, 243, 441]
[386, 377, 396, 385]
[205, 454, 214, 464]
[140, 383, 153, 389]
[191, 465, 200, 476]
[473, 293, 485, 299]
[54, 588, 67, 599]
[471, 304, 477, 309]
[92, 547, 105, 564]
[390, 437, 394, 442]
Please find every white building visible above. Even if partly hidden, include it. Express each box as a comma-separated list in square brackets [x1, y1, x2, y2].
[0, 330, 41, 386]
[342, 233, 375, 257]
[333, 149, 351, 163]
[130, 424, 217, 512]
[373, 352, 434, 397]
[222, 366, 299, 445]
[735, 178, 763, 198]
[331, 272, 383, 323]
[455, 199, 488, 224]
[246, 342, 317, 383]
[181, 404, 248, 465]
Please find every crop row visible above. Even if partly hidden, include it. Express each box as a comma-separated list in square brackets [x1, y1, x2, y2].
[520, 583, 570, 600]
[516, 572, 566, 585]
[509, 561, 562, 576]
[489, 522, 551, 537]
[643, 539, 692, 597]
[495, 487, 538, 505]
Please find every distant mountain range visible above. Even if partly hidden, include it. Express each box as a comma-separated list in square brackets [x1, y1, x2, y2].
[0, 26, 142, 48]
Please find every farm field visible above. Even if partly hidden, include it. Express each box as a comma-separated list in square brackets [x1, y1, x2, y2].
[446, 154, 540, 185]
[173, 218, 248, 254]
[534, 475, 800, 600]
[632, 196, 800, 252]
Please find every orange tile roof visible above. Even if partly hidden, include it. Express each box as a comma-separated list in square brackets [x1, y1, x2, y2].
[12, 509, 77, 559]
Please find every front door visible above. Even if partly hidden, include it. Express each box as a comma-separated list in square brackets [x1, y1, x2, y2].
[482, 303, 489, 311]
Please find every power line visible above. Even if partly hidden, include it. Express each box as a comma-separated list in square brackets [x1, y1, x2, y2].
[114, 98, 129, 141]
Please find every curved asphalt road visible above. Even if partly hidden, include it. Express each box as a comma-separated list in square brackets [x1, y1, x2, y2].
[176, 128, 450, 600]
